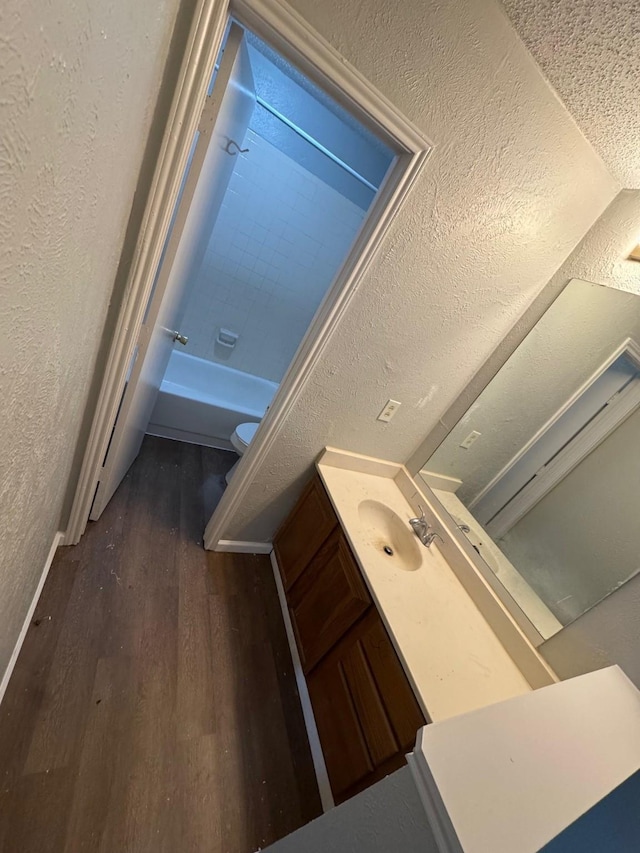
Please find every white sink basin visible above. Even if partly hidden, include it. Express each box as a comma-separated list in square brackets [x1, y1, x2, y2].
[357, 499, 422, 572]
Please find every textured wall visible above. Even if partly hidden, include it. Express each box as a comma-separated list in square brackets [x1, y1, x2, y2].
[537, 190, 640, 297]
[411, 189, 640, 472]
[223, 0, 618, 542]
[0, 0, 180, 679]
[263, 766, 439, 853]
[502, 0, 640, 188]
[418, 191, 640, 685]
[180, 130, 365, 382]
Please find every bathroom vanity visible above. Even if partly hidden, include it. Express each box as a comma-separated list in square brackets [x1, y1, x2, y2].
[273, 448, 555, 804]
[274, 474, 426, 803]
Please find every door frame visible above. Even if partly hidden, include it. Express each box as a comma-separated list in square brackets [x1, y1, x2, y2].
[468, 337, 640, 522]
[65, 0, 431, 546]
[486, 370, 640, 539]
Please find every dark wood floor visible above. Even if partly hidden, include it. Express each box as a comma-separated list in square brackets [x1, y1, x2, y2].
[0, 436, 321, 852]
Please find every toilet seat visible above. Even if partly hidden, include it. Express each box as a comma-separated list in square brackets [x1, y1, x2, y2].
[230, 422, 259, 456]
[227, 422, 259, 485]
[234, 422, 259, 448]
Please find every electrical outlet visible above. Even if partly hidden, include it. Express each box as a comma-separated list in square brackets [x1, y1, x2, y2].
[377, 399, 401, 422]
[460, 430, 481, 449]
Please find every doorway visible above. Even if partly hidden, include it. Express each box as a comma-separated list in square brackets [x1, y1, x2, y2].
[145, 26, 395, 460]
[65, 0, 430, 546]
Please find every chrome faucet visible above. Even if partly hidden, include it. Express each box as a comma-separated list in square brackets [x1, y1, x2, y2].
[423, 530, 444, 548]
[409, 505, 429, 542]
[409, 506, 444, 548]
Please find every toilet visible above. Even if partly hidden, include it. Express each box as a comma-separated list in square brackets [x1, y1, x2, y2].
[225, 422, 259, 484]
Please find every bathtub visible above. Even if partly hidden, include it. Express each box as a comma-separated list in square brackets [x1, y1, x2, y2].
[147, 350, 278, 450]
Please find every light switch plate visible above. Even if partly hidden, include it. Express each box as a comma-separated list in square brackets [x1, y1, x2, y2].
[460, 430, 481, 449]
[378, 399, 401, 422]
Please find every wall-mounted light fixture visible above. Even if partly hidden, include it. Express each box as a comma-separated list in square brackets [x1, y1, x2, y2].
[629, 245, 640, 262]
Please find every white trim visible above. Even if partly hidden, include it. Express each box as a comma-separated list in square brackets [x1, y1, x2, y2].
[317, 446, 401, 478]
[214, 539, 272, 554]
[64, 0, 229, 544]
[469, 337, 640, 513]
[419, 470, 462, 494]
[406, 748, 463, 853]
[0, 532, 64, 706]
[203, 6, 430, 549]
[270, 550, 335, 813]
[65, 0, 430, 547]
[487, 374, 640, 539]
[232, 0, 429, 152]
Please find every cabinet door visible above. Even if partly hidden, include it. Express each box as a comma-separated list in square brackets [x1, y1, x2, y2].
[274, 477, 338, 592]
[360, 618, 426, 752]
[308, 610, 426, 803]
[289, 529, 371, 673]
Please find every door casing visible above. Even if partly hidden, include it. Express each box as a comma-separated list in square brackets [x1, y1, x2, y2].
[90, 23, 255, 521]
[64, 0, 432, 547]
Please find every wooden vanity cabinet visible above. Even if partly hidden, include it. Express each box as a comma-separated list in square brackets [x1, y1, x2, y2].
[308, 610, 425, 802]
[273, 473, 427, 804]
[288, 528, 371, 674]
[273, 477, 338, 591]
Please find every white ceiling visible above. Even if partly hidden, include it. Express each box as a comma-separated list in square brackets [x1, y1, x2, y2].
[502, 0, 640, 188]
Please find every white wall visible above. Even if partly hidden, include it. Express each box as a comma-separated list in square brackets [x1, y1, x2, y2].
[0, 0, 181, 681]
[500, 405, 640, 625]
[180, 129, 365, 382]
[263, 766, 439, 853]
[414, 665, 640, 853]
[542, 574, 640, 689]
[222, 0, 618, 542]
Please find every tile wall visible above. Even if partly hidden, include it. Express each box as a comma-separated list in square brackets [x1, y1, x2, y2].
[179, 128, 366, 383]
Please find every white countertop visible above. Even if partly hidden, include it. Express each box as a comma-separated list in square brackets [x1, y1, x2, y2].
[432, 488, 562, 639]
[317, 455, 532, 722]
[411, 666, 640, 853]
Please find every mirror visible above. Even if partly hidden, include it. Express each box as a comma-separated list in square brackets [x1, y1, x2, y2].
[418, 279, 640, 640]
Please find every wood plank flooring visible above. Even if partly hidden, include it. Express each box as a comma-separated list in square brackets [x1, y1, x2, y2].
[0, 436, 321, 852]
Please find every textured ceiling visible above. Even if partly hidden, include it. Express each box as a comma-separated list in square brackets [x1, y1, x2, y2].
[501, 0, 640, 188]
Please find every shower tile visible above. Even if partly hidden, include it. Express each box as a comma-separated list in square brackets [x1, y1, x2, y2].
[181, 130, 366, 382]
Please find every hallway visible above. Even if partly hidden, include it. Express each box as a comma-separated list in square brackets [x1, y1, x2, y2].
[0, 437, 321, 852]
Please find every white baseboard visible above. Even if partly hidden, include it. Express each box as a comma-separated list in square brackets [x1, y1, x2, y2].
[270, 550, 334, 813]
[0, 531, 64, 706]
[214, 539, 272, 554]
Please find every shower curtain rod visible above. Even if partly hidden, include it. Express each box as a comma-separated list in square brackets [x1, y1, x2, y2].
[255, 96, 379, 193]
[212, 58, 378, 193]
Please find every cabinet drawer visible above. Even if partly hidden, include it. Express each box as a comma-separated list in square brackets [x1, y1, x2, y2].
[307, 610, 426, 802]
[274, 477, 338, 592]
[289, 529, 371, 673]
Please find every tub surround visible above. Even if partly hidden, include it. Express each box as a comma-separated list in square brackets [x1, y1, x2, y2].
[316, 448, 555, 723]
[147, 349, 278, 450]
